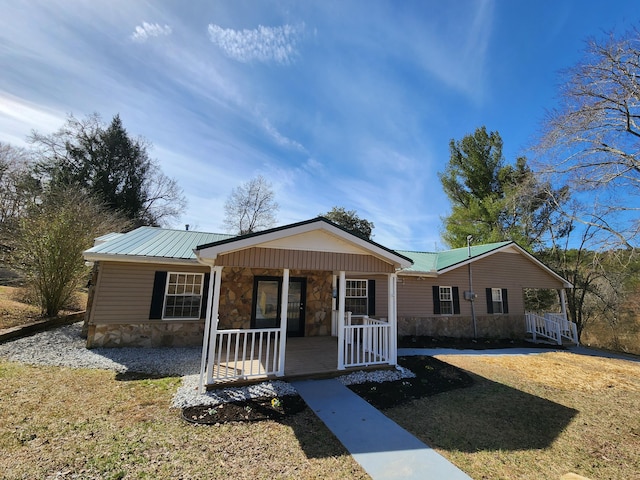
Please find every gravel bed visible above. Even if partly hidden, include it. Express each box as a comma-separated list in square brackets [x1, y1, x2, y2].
[0, 322, 416, 409]
[0, 322, 201, 376]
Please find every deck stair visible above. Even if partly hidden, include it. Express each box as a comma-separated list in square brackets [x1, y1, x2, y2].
[525, 313, 579, 346]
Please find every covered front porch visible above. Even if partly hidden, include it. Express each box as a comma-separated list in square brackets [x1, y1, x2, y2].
[193, 218, 413, 391]
[201, 332, 396, 388]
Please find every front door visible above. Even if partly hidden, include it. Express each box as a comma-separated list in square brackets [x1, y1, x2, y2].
[286, 278, 306, 337]
[251, 276, 306, 337]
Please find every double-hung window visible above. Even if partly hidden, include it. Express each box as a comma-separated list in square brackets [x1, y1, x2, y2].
[432, 285, 460, 315]
[439, 286, 454, 315]
[345, 279, 368, 315]
[163, 273, 204, 319]
[486, 288, 508, 314]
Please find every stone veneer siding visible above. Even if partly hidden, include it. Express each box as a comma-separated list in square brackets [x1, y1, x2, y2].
[87, 267, 334, 347]
[397, 314, 526, 339]
[217, 267, 334, 336]
[87, 321, 205, 348]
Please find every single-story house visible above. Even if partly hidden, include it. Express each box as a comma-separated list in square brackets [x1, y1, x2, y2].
[83, 217, 575, 389]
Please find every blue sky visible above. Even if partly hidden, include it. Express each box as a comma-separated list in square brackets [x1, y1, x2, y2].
[1, 1, 638, 251]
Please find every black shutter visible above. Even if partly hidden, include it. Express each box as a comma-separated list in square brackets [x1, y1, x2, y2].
[502, 288, 509, 314]
[432, 286, 441, 314]
[336, 278, 340, 309]
[200, 272, 211, 319]
[149, 271, 168, 319]
[367, 279, 376, 316]
[486, 288, 493, 314]
[452, 287, 460, 314]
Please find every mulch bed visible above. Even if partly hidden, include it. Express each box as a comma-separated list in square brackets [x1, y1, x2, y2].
[398, 335, 565, 350]
[183, 395, 308, 424]
[182, 355, 473, 424]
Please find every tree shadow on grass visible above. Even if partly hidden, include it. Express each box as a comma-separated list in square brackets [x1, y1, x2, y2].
[391, 371, 579, 453]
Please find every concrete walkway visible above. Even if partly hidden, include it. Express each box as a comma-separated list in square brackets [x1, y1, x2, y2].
[292, 378, 471, 480]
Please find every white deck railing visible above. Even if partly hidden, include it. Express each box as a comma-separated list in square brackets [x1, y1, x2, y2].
[525, 312, 579, 345]
[340, 313, 392, 368]
[206, 328, 282, 383]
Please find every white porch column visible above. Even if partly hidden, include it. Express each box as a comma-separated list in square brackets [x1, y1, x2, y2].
[277, 268, 290, 376]
[199, 265, 223, 393]
[560, 288, 568, 319]
[388, 273, 398, 366]
[337, 270, 346, 370]
[331, 274, 337, 336]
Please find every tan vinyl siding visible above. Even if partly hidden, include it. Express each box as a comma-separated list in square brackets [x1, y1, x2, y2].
[216, 247, 395, 273]
[90, 261, 208, 325]
[395, 251, 567, 318]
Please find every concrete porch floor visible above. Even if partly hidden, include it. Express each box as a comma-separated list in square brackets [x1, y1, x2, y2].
[207, 335, 391, 388]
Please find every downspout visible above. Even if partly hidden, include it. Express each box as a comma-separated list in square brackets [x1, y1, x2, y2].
[468, 235, 477, 339]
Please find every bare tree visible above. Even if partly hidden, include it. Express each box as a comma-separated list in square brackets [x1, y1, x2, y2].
[14, 188, 128, 316]
[536, 30, 640, 247]
[223, 175, 279, 235]
[0, 142, 41, 263]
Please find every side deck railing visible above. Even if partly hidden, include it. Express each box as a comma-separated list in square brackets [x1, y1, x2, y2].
[525, 312, 579, 345]
[339, 312, 392, 368]
[205, 328, 282, 384]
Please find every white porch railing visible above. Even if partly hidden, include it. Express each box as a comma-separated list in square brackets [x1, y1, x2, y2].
[339, 312, 393, 368]
[525, 312, 579, 345]
[206, 328, 283, 383]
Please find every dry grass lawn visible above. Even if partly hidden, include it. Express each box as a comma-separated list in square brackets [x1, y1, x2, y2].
[0, 286, 87, 330]
[0, 286, 41, 329]
[386, 352, 640, 480]
[0, 362, 368, 479]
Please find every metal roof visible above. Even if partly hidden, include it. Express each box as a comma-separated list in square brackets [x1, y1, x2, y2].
[85, 226, 512, 275]
[84, 226, 233, 260]
[398, 241, 513, 274]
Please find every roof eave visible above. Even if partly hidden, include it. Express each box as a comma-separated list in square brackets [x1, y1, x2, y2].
[83, 252, 200, 266]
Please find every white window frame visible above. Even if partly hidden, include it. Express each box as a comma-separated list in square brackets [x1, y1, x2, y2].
[162, 272, 204, 320]
[439, 286, 454, 315]
[345, 279, 368, 316]
[491, 288, 504, 314]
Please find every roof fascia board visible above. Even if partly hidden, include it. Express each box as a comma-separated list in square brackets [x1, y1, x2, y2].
[197, 218, 413, 268]
[83, 252, 200, 266]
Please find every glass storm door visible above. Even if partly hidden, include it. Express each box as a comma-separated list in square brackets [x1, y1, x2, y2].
[286, 278, 306, 337]
[251, 277, 306, 336]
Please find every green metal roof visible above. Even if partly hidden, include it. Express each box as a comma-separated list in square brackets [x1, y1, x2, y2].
[85, 224, 513, 272]
[396, 251, 438, 272]
[85, 226, 234, 260]
[398, 241, 513, 273]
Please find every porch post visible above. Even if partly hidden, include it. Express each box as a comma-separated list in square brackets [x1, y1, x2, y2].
[199, 265, 222, 393]
[388, 273, 398, 366]
[331, 274, 337, 336]
[337, 270, 346, 370]
[277, 268, 289, 376]
[559, 288, 568, 319]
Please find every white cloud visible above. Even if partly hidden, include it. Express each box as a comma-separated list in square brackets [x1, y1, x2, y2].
[131, 22, 172, 42]
[261, 117, 306, 152]
[207, 23, 305, 64]
[0, 91, 66, 145]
